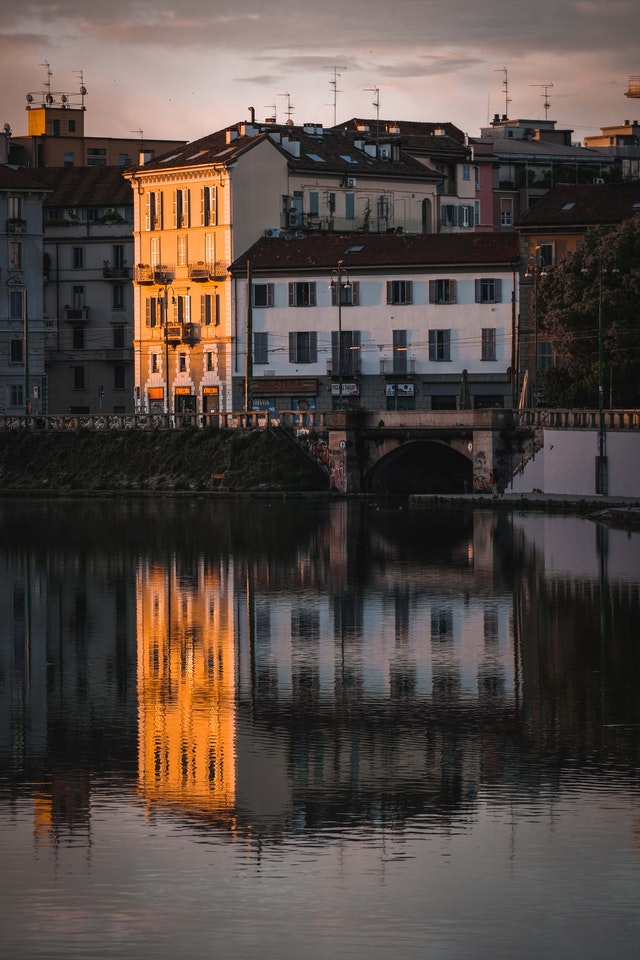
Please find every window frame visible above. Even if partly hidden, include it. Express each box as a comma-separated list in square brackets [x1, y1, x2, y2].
[289, 281, 317, 307]
[289, 331, 318, 364]
[386, 280, 413, 305]
[481, 328, 497, 362]
[428, 329, 451, 362]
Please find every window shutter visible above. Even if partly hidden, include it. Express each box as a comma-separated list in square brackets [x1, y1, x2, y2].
[475, 279, 481, 303]
[185, 189, 191, 227]
[428, 329, 436, 359]
[429, 280, 436, 303]
[267, 283, 274, 307]
[289, 283, 295, 307]
[494, 279, 502, 303]
[386, 281, 393, 304]
[309, 282, 316, 306]
[146, 299, 152, 327]
[201, 295, 207, 324]
[215, 294, 220, 326]
[352, 281, 360, 306]
[406, 281, 413, 304]
[145, 194, 151, 231]
[330, 281, 337, 307]
[201, 187, 206, 226]
[289, 331, 297, 363]
[310, 332, 318, 363]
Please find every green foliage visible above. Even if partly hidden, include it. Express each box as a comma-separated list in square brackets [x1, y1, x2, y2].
[536, 215, 640, 407]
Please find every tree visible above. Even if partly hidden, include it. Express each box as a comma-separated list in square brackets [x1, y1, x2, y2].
[536, 215, 640, 407]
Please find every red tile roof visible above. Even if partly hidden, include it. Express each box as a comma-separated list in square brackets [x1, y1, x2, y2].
[231, 232, 520, 274]
[25, 165, 133, 207]
[517, 182, 640, 227]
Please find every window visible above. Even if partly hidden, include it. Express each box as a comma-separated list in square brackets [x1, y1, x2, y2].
[200, 293, 220, 326]
[538, 242, 554, 266]
[176, 295, 190, 323]
[205, 233, 215, 265]
[114, 365, 126, 390]
[429, 279, 456, 304]
[113, 244, 125, 270]
[463, 163, 471, 180]
[393, 329, 408, 374]
[500, 199, 513, 227]
[9, 241, 21, 270]
[146, 191, 163, 230]
[331, 330, 361, 375]
[113, 326, 125, 349]
[345, 193, 355, 220]
[475, 278, 502, 303]
[309, 192, 319, 216]
[112, 284, 125, 310]
[289, 331, 318, 364]
[9, 291, 23, 319]
[331, 280, 359, 306]
[72, 326, 85, 350]
[151, 353, 159, 373]
[178, 353, 187, 373]
[289, 282, 316, 307]
[8, 196, 21, 219]
[10, 384, 23, 407]
[73, 247, 83, 268]
[429, 329, 451, 362]
[253, 283, 274, 308]
[386, 280, 412, 305]
[146, 297, 161, 328]
[481, 328, 497, 361]
[441, 204, 457, 227]
[68, 120, 76, 133]
[174, 188, 190, 228]
[202, 186, 217, 226]
[177, 234, 188, 266]
[63, 151, 74, 166]
[10, 339, 23, 363]
[539, 341, 555, 370]
[254, 332, 269, 365]
[150, 237, 161, 266]
[460, 205, 474, 228]
[206, 351, 214, 372]
[73, 285, 85, 309]
[74, 366, 85, 389]
[86, 147, 107, 166]
[52, 119, 60, 137]
[377, 195, 389, 222]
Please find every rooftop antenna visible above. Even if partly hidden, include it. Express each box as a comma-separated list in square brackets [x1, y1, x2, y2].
[530, 83, 554, 120]
[75, 70, 87, 109]
[494, 67, 511, 118]
[40, 61, 52, 102]
[131, 129, 143, 144]
[264, 104, 277, 122]
[364, 86, 380, 141]
[329, 66, 346, 126]
[278, 92, 295, 123]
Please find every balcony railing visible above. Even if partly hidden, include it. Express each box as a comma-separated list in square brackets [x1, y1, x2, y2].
[164, 323, 201, 345]
[188, 260, 228, 281]
[103, 266, 130, 279]
[7, 218, 27, 234]
[135, 264, 175, 285]
[380, 356, 416, 375]
[64, 306, 89, 322]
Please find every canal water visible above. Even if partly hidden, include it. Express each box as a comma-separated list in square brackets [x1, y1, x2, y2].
[1, 498, 639, 960]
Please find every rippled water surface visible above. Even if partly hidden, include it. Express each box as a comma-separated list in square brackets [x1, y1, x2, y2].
[1, 499, 639, 959]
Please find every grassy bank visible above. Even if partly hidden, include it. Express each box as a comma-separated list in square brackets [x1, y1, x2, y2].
[0, 427, 329, 494]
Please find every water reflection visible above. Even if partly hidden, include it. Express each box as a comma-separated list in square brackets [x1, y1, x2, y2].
[1, 499, 639, 958]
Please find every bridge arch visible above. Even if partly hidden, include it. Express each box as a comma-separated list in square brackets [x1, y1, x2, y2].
[365, 439, 473, 495]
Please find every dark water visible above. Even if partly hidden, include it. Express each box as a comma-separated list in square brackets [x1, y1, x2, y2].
[1, 498, 639, 960]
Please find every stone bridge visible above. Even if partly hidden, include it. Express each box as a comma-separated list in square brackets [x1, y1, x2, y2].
[324, 408, 518, 495]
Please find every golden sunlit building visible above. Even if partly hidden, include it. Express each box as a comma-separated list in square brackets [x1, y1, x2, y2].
[136, 557, 237, 820]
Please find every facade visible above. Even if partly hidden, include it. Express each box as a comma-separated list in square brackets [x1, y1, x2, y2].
[29, 166, 136, 413]
[230, 232, 519, 413]
[9, 81, 185, 170]
[125, 118, 445, 416]
[0, 166, 50, 415]
[515, 181, 640, 399]
[584, 119, 640, 180]
[471, 116, 621, 233]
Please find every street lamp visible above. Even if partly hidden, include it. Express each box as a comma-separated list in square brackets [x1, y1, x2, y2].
[159, 280, 176, 417]
[330, 259, 350, 410]
[581, 254, 619, 495]
[524, 247, 547, 406]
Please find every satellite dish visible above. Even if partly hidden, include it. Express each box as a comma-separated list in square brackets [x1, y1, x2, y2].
[61, 95, 67, 103]
[3, 123, 11, 133]
[26, 94, 33, 103]
[80, 86, 87, 96]
[46, 94, 53, 104]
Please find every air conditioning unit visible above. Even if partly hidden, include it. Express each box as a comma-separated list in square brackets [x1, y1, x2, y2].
[264, 227, 280, 238]
[288, 210, 302, 228]
[593, 177, 604, 184]
[346, 177, 357, 187]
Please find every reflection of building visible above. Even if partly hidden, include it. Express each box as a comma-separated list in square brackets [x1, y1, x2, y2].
[136, 557, 237, 819]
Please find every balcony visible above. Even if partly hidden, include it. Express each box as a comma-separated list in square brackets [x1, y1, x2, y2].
[164, 323, 201, 345]
[105, 348, 134, 362]
[64, 306, 89, 322]
[103, 266, 130, 280]
[135, 264, 175, 285]
[188, 261, 228, 281]
[7, 218, 26, 234]
[380, 356, 416, 375]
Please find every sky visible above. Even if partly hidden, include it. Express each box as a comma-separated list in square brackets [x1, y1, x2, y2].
[0, 0, 639, 146]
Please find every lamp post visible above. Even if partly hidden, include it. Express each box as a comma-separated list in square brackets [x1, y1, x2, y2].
[159, 281, 175, 418]
[581, 254, 618, 495]
[330, 259, 350, 410]
[525, 247, 547, 406]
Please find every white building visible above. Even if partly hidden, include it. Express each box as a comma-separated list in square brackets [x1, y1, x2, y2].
[230, 232, 519, 414]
